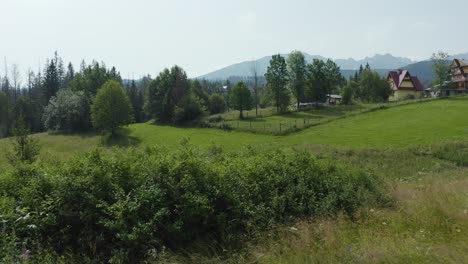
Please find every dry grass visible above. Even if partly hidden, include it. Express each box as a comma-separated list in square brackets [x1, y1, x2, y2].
[247, 169, 468, 264]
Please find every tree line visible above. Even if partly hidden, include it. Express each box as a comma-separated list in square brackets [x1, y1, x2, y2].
[228, 51, 392, 118]
[0, 52, 145, 138]
[0, 51, 394, 139]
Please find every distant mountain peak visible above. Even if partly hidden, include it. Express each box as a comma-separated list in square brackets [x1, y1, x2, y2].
[198, 53, 416, 80]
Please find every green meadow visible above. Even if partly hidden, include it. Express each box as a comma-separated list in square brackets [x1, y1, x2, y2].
[2, 96, 468, 167]
[1, 96, 468, 263]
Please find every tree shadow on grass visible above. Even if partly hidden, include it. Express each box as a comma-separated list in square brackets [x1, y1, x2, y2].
[101, 127, 142, 147]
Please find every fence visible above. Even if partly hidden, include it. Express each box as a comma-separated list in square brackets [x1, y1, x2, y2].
[210, 97, 438, 135]
[212, 117, 324, 135]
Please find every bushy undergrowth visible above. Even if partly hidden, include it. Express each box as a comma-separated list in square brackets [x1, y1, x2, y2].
[0, 144, 388, 262]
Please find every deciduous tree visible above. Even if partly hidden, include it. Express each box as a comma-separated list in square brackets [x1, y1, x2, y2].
[431, 51, 450, 86]
[144, 66, 199, 123]
[230, 81, 252, 118]
[43, 89, 90, 132]
[341, 81, 357, 105]
[91, 80, 133, 135]
[265, 54, 289, 112]
[287, 51, 306, 110]
[306, 59, 327, 102]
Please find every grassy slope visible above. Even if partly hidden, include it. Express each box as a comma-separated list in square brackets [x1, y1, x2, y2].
[1, 97, 468, 166]
[289, 97, 468, 147]
[130, 96, 468, 148]
[1, 97, 468, 263]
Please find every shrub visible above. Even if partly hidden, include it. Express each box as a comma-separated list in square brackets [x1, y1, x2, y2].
[0, 145, 388, 262]
[208, 115, 224, 123]
[208, 94, 227, 114]
[173, 94, 206, 123]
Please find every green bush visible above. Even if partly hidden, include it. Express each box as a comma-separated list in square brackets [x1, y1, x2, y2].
[0, 144, 388, 262]
[208, 94, 227, 114]
[174, 94, 206, 123]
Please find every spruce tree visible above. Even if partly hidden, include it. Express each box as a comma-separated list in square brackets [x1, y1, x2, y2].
[43, 58, 60, 103]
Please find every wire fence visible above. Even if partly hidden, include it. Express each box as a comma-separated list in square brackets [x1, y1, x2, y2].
[212, 117, 324, 135]
[208, 97, 438, 135]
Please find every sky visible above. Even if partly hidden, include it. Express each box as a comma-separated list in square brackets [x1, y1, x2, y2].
[0, 0, 466, 79]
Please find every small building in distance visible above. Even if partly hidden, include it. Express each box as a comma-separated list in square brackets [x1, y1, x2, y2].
[447, 59, 468, 96]
[326, 94, 342, 105]
[387, 70, 425, 101]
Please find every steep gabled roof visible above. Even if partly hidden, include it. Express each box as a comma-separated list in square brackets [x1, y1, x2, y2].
[411, 76, 425, 91]
[458, 59, 468, 67]
[451, 59, 468, 68]
[388, 71, 400, 86]
[388, 70, 425, 91]
[398, 70, 409, 86]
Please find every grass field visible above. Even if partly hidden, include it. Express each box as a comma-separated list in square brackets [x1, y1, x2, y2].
[115, 96, 468, 149]
[1, 96, 468, 263]
[1, 96, 467, 167]
[208, 99, 431, 134]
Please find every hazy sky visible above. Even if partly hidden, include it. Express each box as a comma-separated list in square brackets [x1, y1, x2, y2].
[0, 0, 465, 78]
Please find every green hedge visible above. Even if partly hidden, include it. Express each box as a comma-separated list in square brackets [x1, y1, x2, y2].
[0, 144, 388, 262]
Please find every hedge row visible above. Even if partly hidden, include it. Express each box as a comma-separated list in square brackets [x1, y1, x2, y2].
[0, 144, 388, 262]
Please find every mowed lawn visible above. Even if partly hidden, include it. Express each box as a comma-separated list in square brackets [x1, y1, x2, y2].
[1, 96, 468, 166]
[289, 96, 468, 148]
[129, 96, 468, 148]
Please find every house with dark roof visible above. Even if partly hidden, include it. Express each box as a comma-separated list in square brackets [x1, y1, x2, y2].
[447, 59, 468, 96]
[387, 70, 425, 100]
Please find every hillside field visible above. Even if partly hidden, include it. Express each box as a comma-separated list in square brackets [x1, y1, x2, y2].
[1, 97, 468, 263]
[2, 96, 467, 167]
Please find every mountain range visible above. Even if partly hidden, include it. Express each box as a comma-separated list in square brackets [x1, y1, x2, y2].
[197, 52, 468, 86]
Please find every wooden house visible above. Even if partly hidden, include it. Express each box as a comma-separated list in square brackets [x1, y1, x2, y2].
[447, 59, 468, 95]
[387, 70, 424, 100]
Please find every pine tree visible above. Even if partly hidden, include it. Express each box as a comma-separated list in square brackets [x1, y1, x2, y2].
[43, 58, 60, 103]
[365, 62, 371, 71]
[55, 52, 65, 88]
[64, 62, 75, 87]
[127, 79, 139, 122]
[8, 114, 40, 164]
